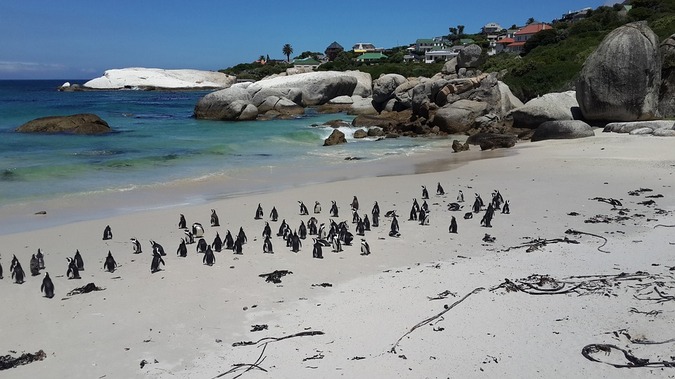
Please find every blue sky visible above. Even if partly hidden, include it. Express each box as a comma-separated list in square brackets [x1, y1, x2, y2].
[0, 0, 617, 79]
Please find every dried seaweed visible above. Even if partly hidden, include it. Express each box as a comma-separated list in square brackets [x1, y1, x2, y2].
[0, 350, 46, 370]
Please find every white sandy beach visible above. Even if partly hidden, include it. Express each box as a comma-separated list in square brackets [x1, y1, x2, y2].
[1, 130, 675, 378]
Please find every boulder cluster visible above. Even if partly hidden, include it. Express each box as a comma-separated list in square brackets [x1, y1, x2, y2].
[194, 22, 673, 148]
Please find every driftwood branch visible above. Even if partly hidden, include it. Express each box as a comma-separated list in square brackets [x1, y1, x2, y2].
[389, 287, 484, 354]
[582, 344, 675, 368]
[502, 237, 579, 253]
[232, 330, 324, 347]
[565, 229, 610, 253]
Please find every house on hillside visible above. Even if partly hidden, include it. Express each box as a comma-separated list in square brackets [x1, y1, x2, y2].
[356, 52, 388, 63]
[293, 57, 321, 70]
[481, 22, 504, 35]
[352, 43, 382, 53]
[560, 7, 592, 23]
[324, 41, 344, 61]
[499, 22, 552, 54]
[424, 45, 464, 63]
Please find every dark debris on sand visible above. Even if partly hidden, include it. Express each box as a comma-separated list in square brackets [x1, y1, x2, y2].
[0, 350, 47, 370]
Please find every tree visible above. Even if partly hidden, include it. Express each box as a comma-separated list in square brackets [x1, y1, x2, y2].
[457, 25, 465, 36]
[282, 44, 294, 63]
[526, 17, 536, 25]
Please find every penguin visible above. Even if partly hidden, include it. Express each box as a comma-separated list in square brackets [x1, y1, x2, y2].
[331, 235, 342, 252]
[102, 225, 113, 240]
[372, 201, 381, 217]
[360, 239, 371, 256]
[437, 182, 445, 196]
[73, 250, 85, 271]
[482, 234, 496, 243]
[308, 217, 318, 235]
[277, 219, 288, 237]
[409, 203, 418, 221]
[10, 254, 18, 273]
[224, 230, 234, 250]
[492, 190, 504, 210]
[449, 216, 458, 233]
[472, 195, 482, 213]
[298, 221, 307, 239]
[184, 230, 195, 244]
[103, 251, 117, 273]
[0, 261, 3, 279]
[131, 238, 142, 254]
[389, 215, 400, 237]
[270, 207, 278, 222]
[263, 235, 274, 254]
[150, 250, 165, 273]
[481, 203, 494, 228]
[356, 220, 365, 236]
[312, 238, 323, 259]
[36, 248, 45, 269]
[313, 201, 321, 214]
[422, 185, 429, 200]
[210, 209, 220, 227]
[212, 232, 223, 252]
[457, 190, 464, 203]
[29, 254, 40, 276]
[502, 200, 510, 214]
[363, 215, 371, 231]
[237, 227, 247, 244]
[66, 258, 80, 279]
[41, 272, 54, 298]
[448, 203, 462, 211]
[330, 200, 339, 217]
[12, 261, 25, 284]
[192, 223, 205, 238]
[290, 232, 302, 253]
[255, 204, 264, 220]
[421, 200, 429, 213]
[177, 238, 188, 257]
[299, 201, 309, 216]
[351, 196, 359, 211]
[150, 240, 166, 256]
[203, 246, 216, 266]
[318, 223, 327, 240]
[178, 214, 187, 229]
[419, 209, 430, 226]
[464, 212, 473, 219]
[233, 236, 243, 255]
[196, 238, 208, 254]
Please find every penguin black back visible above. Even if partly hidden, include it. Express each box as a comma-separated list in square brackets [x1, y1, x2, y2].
[103, 225, 113, 240]
[104, 251, 117, 273]
[210, 209, 220, 227]
[41, 272, 54, 298]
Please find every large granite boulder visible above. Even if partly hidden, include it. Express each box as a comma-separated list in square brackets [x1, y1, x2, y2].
[84, 68, 235, 90]
[194, 86, 253, 120]
[16, 114, 111, 134]
[531, 120, 595, 142]
[345, 70, 373, 98]
[604, 120, 675, 133]
[509, 91, 580, 129]
[372, 74, 407, 104]
[660, 33, 675, 118]
[432, 100, 488, 134]
[256, 96, 305, 116]
[466, 133, 517, 150]
[247, 71, 357, 106]
[457, 45, 484, 69]
[442, 57, 458, 75]
[576, 22, 661, 122]
[323, 129, 347, 146]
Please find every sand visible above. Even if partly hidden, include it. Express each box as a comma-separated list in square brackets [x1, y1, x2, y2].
[1, 131, 674, 378]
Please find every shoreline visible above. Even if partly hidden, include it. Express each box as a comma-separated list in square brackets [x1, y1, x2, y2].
[1, 131, 674, 378]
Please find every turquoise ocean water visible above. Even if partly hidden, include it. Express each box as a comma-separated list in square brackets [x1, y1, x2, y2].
[0, 80, 459, 224]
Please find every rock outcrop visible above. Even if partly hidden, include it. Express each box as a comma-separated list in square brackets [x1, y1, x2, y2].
[604, 120, 675, 135]
[576, 22, 662, 122]
[509, 91, 580, 129]
[659, 33, 675, 118]
[246, 71, 358, 106]
[84, 68, 236, 90]
[16, 114, 111, 135]
[466, 133, 517, 150]
[531, 120, 595, 142]
[323, 129, 347, 146]
[457, 44, 484, 69]
[432, 100, 488, 134]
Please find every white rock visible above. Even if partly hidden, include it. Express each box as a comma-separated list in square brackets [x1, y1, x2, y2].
[84, 68, 236, 90]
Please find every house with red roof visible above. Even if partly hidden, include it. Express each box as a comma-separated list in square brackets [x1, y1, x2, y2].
[498, 22, 552, 54]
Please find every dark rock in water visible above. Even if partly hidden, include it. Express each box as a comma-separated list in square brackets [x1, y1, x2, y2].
[531, 120, 595, 142]
[576, 22, 661, 122]
[16, 114, 111, 135]
[323, 119, 351, 128]
[367, 127, 384, 137]
[353, 129, 368, 139]
[323, 129, 347, 146]
[466, 133, 517, 150]
[452, 139, 469, 152]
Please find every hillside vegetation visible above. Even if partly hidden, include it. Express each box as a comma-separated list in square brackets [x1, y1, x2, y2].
[220, 0, 674, 101]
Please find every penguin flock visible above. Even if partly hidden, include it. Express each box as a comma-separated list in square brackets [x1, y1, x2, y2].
[0, 182, 511, 300]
